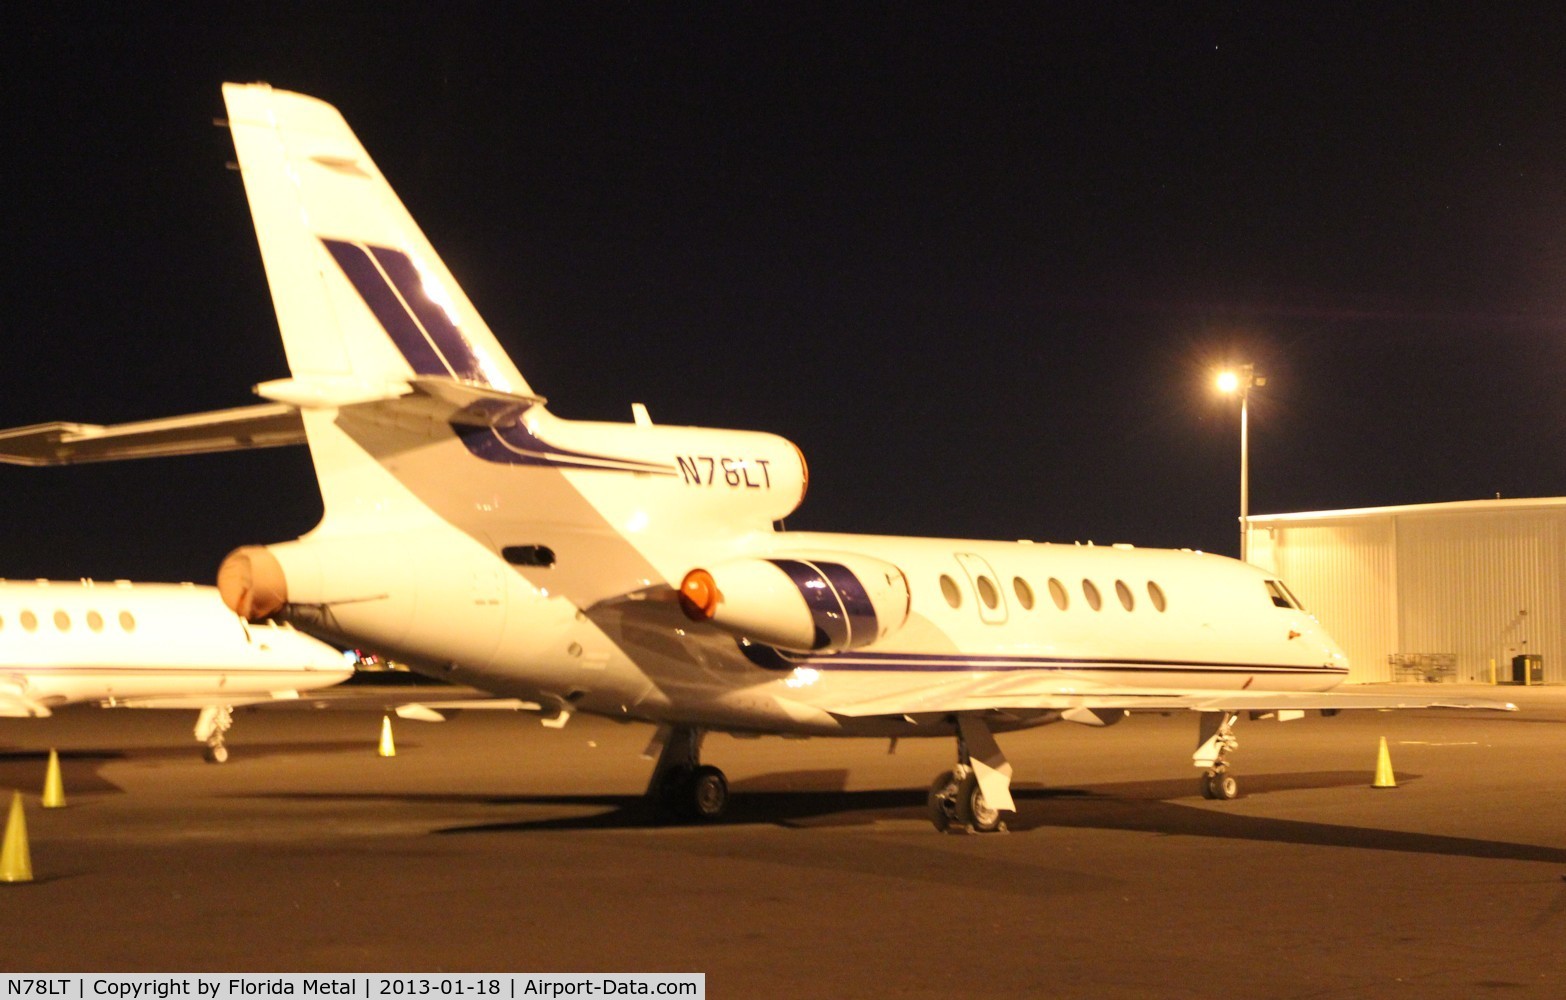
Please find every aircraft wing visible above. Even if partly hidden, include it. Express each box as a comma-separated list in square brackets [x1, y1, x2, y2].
[0, 376, 549, 469]
[107, 685, 538, 717]
[0, 403, 305, 466]
[825, 677, 1518, 718]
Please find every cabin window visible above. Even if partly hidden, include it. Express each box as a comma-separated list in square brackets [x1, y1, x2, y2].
[87, 610, 104, 632]
[119, 611, 136, 633]
[1264, 580, 1303, 610]
[1013, 577, 1035, 611]
[20, 611, 37, 632]
[1115, 580, 1134, 611]
[1048, 577, 1069, 610]
[976, 575, 1000, 611]
[939, 574, 962, 609]
[1082, 580, 1102, 611]
[502, 545, 556, 568]
[1147, 581, 1168, 612]
[53, 610, 70, 632]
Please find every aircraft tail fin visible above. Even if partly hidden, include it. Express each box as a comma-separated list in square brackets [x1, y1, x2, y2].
[222, 82, 532, 398]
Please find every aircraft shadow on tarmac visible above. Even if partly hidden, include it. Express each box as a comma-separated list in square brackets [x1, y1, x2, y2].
[392, 767, 1566, 864]
[0, 741, 391, 794]
[0, 749, 125, 794]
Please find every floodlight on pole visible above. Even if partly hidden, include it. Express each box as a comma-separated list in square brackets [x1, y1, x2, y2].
[1215, 364, 1265, 563]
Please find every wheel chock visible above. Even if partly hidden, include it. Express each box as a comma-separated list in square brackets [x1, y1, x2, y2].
[378, 715, 396, 758]
[1372, 736, 1397, 789]
[1, 791, 33, 883]
[41, 750, 66, 809]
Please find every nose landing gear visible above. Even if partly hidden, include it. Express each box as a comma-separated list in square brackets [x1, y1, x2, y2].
[1195, 712, 1240, 800]
[195, 705, 233, 764]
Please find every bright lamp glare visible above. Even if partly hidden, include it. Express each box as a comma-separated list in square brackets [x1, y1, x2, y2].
[1215, 371, 1239, 393]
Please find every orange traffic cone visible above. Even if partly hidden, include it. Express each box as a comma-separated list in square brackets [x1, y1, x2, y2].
[1372, 736, 1397, 789]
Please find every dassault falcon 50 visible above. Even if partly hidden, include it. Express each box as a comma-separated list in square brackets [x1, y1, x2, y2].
[0, 84, 1512, 830]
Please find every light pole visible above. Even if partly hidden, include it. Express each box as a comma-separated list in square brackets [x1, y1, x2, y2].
[1216, 364, 1264, 563]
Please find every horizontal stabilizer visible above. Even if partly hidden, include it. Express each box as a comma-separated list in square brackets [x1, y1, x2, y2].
[404, 377, 546, 426]
[0, 403, 304, 466]
[253, 374, 543, 427]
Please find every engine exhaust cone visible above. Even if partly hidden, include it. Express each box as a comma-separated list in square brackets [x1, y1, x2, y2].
[217, 546, 288, 621]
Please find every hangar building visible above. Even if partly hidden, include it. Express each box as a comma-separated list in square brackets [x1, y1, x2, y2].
[1246, 497, 1566, 685]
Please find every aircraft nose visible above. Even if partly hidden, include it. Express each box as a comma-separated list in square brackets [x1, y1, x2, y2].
[1319, 630, 1351, 673]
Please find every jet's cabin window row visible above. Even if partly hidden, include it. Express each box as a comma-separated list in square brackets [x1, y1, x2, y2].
[0, 610, 137, 634]
[939, 573, 1170, 614]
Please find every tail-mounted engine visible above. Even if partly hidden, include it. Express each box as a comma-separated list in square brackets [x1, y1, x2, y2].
[678, 554, 910, 653]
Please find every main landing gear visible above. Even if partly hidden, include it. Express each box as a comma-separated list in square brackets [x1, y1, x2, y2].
[1195, 711, 1240, 800]
[928, 715, 1015, 833]
[644, 725, 729, 822]
[195, 705, 234, 764]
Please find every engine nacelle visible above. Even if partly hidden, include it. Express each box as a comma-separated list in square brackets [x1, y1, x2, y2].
[678, 554, 910, 653]
[216, 535, 419, 649]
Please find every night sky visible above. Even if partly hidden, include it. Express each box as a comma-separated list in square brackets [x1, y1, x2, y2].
[4, 5, 1566, 584]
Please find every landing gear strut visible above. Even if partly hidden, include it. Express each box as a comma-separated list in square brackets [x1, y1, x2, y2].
[1195, 712, 1240, 800]
[644, 725, 728, 822]
[927, 715, 1014, 833]
[196, 705, 233, 764]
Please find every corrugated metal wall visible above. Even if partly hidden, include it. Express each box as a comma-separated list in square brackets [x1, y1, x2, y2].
[1249, 502, 1566, 684]
[1396, 511, 1566, 683]
[1251, 518, 1399, 683]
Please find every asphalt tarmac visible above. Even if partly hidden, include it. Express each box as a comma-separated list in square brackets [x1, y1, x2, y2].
[2, 686, 1565, 998]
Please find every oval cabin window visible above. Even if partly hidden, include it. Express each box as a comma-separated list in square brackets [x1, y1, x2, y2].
[1082, 580, 1102, 611]
[1147, 581, 1167, 612]
[119, 611, 136, 633]
[939, 574, 962, 609]
[1115, 580, 1134, 611]
[20, 611, 37, 632]
[976, 576, 1000, 610]
[1013, 577, 1035, 611]
[1048, 577, 1069, 610]
[53, 610, 71, 632]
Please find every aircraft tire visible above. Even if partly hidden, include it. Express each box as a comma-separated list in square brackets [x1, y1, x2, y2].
[203, 745, 229, 764]
[956, 773, 1004, 833]
[1203, 772, 1238, 800]
[927, 770, 958, 832]
[686, 765, 728, 821]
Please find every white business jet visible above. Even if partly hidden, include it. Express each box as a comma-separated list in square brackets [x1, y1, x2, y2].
[0, 579, 349, 761]
[0, 84, 1512, 830]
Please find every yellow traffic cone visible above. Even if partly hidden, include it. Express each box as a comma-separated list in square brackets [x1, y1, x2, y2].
[41, 750, 66, 809]
[378, 715, 396, 757]
[1, 791, 33, 883]
[1372, 736, 1397, 789]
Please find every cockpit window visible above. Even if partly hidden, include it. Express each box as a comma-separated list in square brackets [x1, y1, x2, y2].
[1264, 580, 1304, 610]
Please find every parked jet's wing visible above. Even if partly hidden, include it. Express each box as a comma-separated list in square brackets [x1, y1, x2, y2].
[0, 403, 305, 466]
[111, 684, 537, 714]
[825, 677, 1518, 718]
